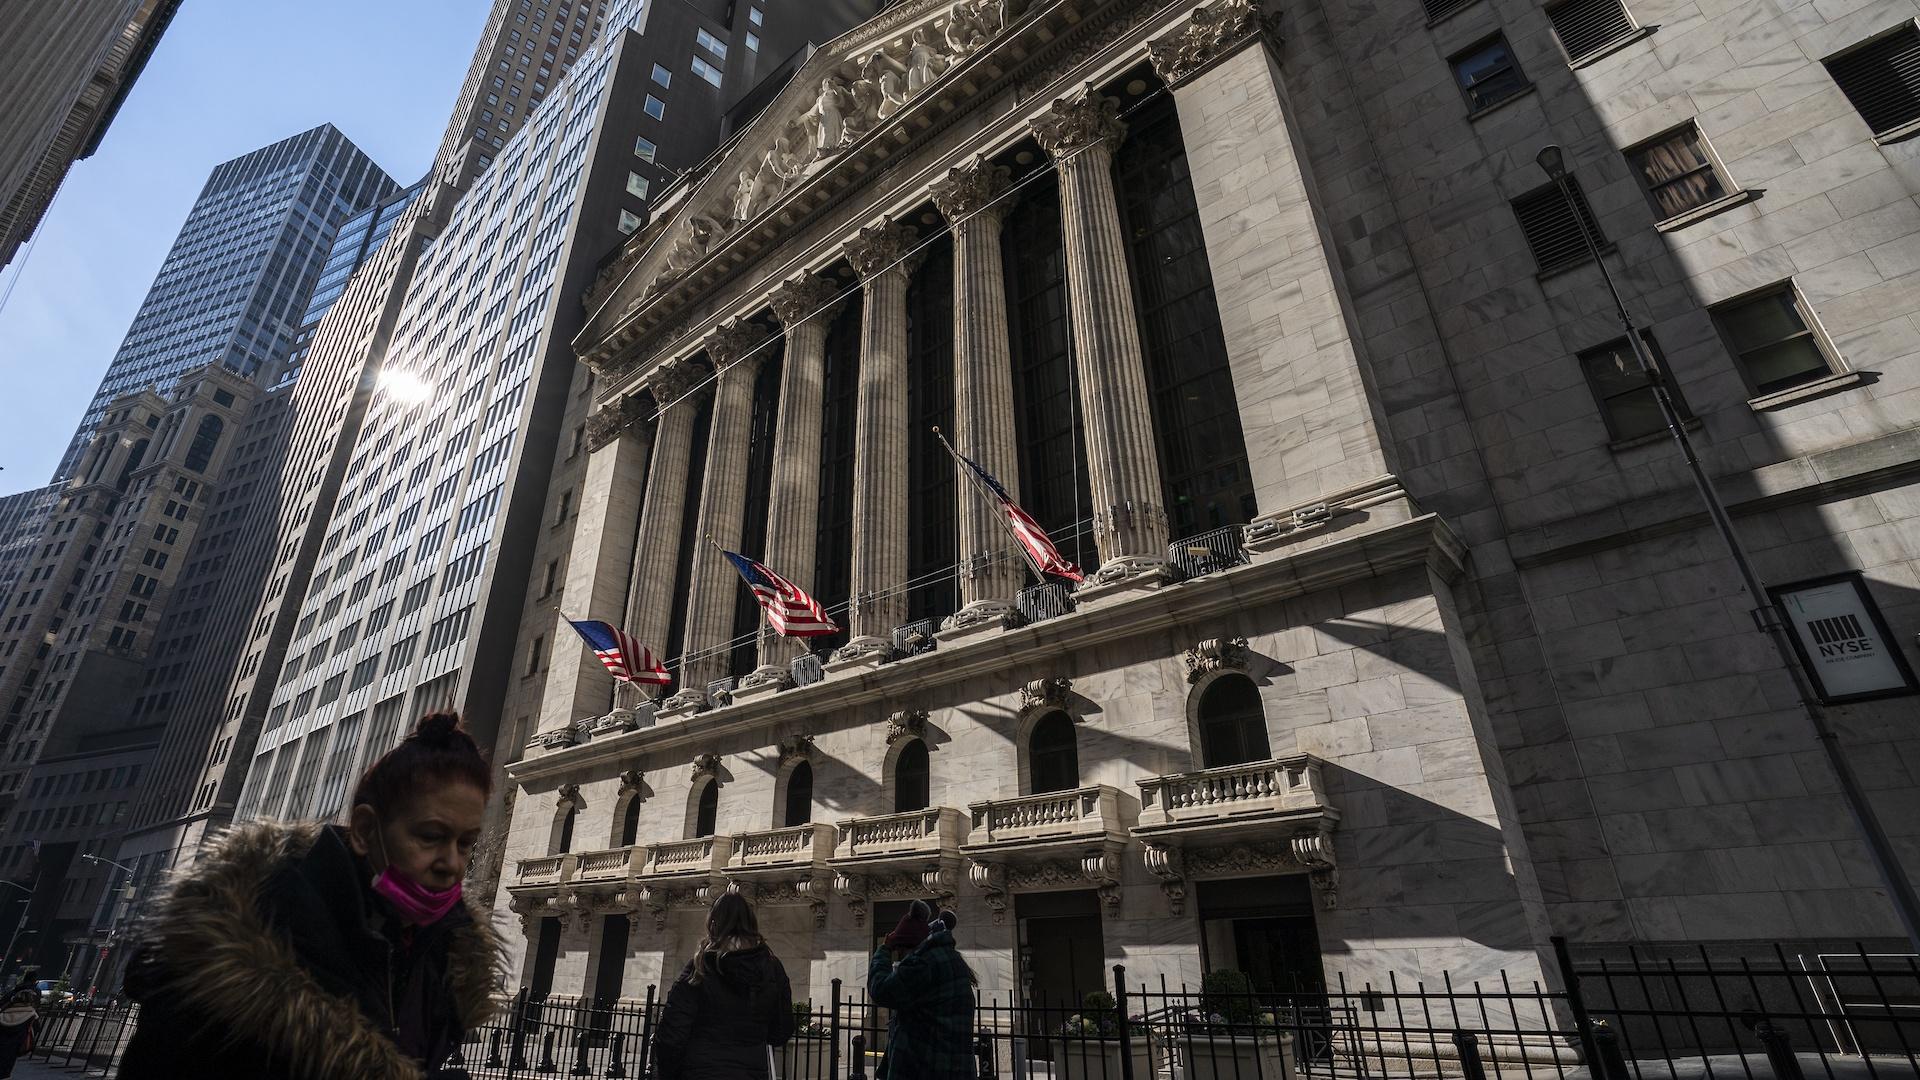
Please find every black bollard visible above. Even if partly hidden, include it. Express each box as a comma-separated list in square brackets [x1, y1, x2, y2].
[850, 1033, 867, 1079]
[1745, 1015, 1806, 1080]
[976, 1033, 996, 1080]
[606, 1031, 626, 1079]
[541, 1028, 559, 1073]
[487, 1028, 505, 1068]
[573, 1024, 594, 1075]
[1590, 1020, 1628, 1080]
[1451, 1031, 1487, 1080]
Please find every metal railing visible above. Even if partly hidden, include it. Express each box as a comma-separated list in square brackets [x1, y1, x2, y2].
[1167, 524, 1250, 580]
[1015, 580, 1074, 625]
[23, 1001, 140, 1075]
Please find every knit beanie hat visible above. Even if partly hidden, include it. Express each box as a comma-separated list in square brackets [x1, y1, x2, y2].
[885, 899, 934, 949]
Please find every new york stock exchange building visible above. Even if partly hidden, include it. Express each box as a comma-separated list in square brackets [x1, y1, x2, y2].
[491, 0, 1920, 1031]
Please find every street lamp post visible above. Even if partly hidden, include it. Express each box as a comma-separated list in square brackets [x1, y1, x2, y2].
[0, 884, 30, 983]
[1535, 144, 1920, 951]
[78, 855, 137, 1002]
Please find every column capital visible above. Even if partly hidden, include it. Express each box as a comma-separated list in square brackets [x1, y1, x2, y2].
[842, 217, 920, 283]
[768, 272, 844, 330]
[702, 317, 772, 374]
[1147, 0, 1277, 86]
[1029, 88, 1126, 161]
[931, 155, 1014, 227]
[583, 393, 654, 453]
[644, 357, 709, 407]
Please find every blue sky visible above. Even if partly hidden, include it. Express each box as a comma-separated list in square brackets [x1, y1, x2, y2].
[0, 0, 488, 494]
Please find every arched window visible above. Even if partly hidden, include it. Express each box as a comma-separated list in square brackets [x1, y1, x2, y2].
[555, 803, 577, 854]
[1029, 712, 1079, 794]
[693, 781, 718, 837]
[184, 414, 224, 473]
[114, 439, 150, 491]
[893, 740, 930, 813]
[1197, 675, 1271, 767]
[619, 796, 641, 847]
[783, 762, 813, 827]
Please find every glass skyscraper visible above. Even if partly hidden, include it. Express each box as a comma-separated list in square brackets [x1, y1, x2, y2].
[51, 124, 396, 480]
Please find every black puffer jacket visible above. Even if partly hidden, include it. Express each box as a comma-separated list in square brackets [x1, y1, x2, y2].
[117, 821, 503, 1080]
[651, 943, 793, 1080]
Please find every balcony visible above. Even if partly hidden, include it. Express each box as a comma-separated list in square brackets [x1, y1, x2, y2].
[1130, 755, 1341, 915]
[827, 807, 967, 926]
[642, 835, 734, 883]
[575, 844, 645, 882]
[959, 785, 1129, 921]
[724, 824, 836, 925]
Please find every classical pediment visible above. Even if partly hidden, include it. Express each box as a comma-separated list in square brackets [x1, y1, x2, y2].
[576, 0, 1036, 376]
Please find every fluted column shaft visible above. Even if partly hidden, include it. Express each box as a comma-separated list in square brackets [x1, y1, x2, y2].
[749, 275, 841, 681]
[932, 158, 1025, 628]
[1031, 92, 1170, 587]
[670, 322, 768, 707]
[627, 363, 705, 658]
[837, 219, 917, 663]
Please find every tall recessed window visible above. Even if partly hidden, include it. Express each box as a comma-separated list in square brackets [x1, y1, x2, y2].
[1450, 35, 1531, 113]
[1579, 333, 1691, 442]
[1709, 283, 1842, 397]
[619, 796, 640, 846]
[1626, 123, 1735, 220]
[893, 740, 930, 813]
[1197, 676, 1272, 768]
[1029, 713, 1079, 794]
[1545, 0, 1638, 62]
[694, 781, 718, 836]
[555, 803, 576, 853]
[1824, 24, 1920, 137]
[783, 762, 813, 827]
[634, 135, 657, 163]
[746, 31, 760, 51]
[644, 95, 666, 120]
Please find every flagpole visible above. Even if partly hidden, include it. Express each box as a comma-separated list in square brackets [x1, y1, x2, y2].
[932, 426, 1050, 587]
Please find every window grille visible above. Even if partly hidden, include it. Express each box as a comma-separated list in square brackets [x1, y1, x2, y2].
[1511, 178, 1606, 274]
[1546, 0, 1637, 61]
[1423, 0, 1477, 21]
[1825, 24, 1920, 135]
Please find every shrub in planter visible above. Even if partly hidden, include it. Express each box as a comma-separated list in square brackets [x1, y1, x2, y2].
[1054, 991, 1154, 1080]
[781, 1002, 832, 1080]
[1181, 972, 1293, 1080]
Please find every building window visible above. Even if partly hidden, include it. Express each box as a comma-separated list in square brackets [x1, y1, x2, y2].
[626, 172, 649, 199]
[1579, 332, 1690, 442]
[1709, 283, 1842, 396]
[1028, 713, 1079, 794]
[1626, 123, 1735, 220]
[746, 32, 760, 51]
[554, 802, 577, 853]
[1511, 178, 1607, 274]
[1196, 675, 1272, 767]
[1545, 0, 1638, 62]
[812, 301, 863, 655]
[691, 55, 724, 86]
[634, 135, 657, 162]
[651, 62, 671, 87]
[1824, 23, 1920, 137]
[644, 94, 665, 120]
[731, 350, 784, 679]
[693, 780, 718, 837]
[619, 796, 641, 846]
[618, 210, 642, 234]
[893, 740, 930, 813]
[1450, 35, 1530, 113]
[695, 26, 728, 58]
[1422, 0, 1477, 21]
[905, 241, 957, 623]
[748, 6, 764, 26]
[782, 762, 813, 827]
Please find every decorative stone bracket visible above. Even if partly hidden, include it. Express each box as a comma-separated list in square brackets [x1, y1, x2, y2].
[833, 861, 960, 926]
[778, 735, 816, 767]
[1141, 827, 1339, 916]
[691, 753, 721, 780]
[1018, 676, 1072, 716]
[618, 768, 645, 796]
[1183, 636, 1251, 683]
[885, 709, 928, 745]
[967, 841, 1125, 923]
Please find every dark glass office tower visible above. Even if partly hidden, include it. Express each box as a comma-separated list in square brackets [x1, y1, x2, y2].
[51, 124, 397, 480]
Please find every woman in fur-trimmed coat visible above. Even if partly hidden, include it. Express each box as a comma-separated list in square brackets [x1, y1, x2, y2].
[118, 714, 505, 1079]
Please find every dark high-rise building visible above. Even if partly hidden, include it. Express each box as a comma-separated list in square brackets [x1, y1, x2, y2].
[51, 125, 397, 481]
[0, 0, 180, 269]
[0, 485, 61, 607]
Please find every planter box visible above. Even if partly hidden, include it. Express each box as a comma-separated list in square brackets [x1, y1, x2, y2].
[778, 1036, 833, 1080]
[1051, 1038, 1155, 1080]
[1178, 1031, 1293, 1080]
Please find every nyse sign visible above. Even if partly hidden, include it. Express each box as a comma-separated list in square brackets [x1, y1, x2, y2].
[1773, 574, 1919, 704]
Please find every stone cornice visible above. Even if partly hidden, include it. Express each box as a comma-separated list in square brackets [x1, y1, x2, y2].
[507, 513, 1464, 785]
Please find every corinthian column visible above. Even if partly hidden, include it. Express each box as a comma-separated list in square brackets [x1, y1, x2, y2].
[626, 360, 707, 664]
[739, 273, 844, 695]
[830, 218, 917, 669]
[663, 320, 771, 713]
[930, 157, 1025, 637]
[1030, 90, 1170, 597]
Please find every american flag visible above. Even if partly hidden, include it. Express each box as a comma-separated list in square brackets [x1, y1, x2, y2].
[953, 449, 1084, 582]
[721, 550, 839, 637]
[565, 618, 671, 685]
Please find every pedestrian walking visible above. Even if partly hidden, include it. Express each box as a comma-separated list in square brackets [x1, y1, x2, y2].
[118, 712, 505, 1079]
[868, 900, 975, 1080]
[0, 988, 38, 1079]
[651, 891, 794, 1080]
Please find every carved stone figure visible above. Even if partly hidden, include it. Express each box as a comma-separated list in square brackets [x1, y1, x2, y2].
[814, 76, 850, 151]
[907, 26, 944, 93]
[945, 0, 1002, 55]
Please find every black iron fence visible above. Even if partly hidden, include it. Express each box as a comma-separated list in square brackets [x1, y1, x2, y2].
[21, 1001, 140, 1076]
[26, 937, 1920, 1078]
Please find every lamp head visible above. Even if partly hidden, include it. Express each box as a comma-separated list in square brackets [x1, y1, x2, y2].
[1536, 144, 1567, 180]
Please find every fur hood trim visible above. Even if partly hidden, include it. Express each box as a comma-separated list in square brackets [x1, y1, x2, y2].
[136, 820, 505, 1080]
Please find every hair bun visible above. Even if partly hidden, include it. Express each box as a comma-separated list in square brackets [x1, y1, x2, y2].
[412, 711, 467, 746]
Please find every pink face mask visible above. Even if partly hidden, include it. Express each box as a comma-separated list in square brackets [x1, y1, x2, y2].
[368, 818, 464, 926]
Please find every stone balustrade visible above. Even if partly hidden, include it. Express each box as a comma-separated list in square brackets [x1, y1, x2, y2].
[516, 853, 574, 886]
[644, 835, 735, 879]
[729, 823, 837, 871]
[965, 784, 1126, 848]
[575, 845, 645, 881]
[832, 806, 966, 861]
[1135, 755, 1332, 832]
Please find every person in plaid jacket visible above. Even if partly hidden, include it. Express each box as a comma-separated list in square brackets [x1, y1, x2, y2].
[868, 903, 975, 1079]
